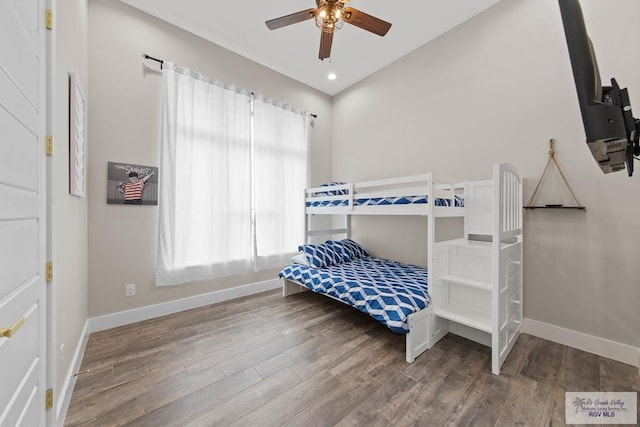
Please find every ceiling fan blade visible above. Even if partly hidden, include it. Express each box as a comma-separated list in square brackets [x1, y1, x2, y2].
[266, 8, 316, 30]
[319, 31, 334, 60]
[343, 7, 391, 36]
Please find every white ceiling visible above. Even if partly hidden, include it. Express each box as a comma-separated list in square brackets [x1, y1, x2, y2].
[120, 0, 503, 96]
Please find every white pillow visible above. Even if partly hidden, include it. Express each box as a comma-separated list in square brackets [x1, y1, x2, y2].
[290, 253, 310, 266]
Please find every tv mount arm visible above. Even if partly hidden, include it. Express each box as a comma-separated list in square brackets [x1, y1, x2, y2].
[630, 118, 640, 169]
[611, 78, 640, 176]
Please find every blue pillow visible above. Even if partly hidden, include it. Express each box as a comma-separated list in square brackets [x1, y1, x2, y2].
[298, 242, 342, 268]
[315, 182, 349, 196]
[328, 239, 369, 263]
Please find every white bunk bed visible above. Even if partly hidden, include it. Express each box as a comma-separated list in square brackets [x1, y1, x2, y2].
[304, 173, 464, 217]
[281, 163, 522, 375]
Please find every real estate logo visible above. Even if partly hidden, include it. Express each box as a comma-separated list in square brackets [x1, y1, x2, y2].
[566, 392, 637, 424]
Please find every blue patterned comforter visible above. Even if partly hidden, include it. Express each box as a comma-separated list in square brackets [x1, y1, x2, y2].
[279, 257, 429, 334]
[306, 195, 464, 208]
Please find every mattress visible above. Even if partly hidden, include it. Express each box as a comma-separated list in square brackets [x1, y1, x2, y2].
[306, 195, 464, 208]
[279, 257, 429, 334]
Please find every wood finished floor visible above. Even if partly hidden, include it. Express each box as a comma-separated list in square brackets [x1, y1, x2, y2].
[66, 289, 640, 427]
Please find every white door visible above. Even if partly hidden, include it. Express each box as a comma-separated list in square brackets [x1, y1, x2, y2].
[0, 0, 48, 425]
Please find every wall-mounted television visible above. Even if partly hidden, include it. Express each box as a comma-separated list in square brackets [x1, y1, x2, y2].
[558, 0, 639, 175]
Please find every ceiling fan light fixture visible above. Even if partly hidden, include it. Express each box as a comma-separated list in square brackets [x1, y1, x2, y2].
[265, 0, 391, 61]
[315, 3, 345, 33]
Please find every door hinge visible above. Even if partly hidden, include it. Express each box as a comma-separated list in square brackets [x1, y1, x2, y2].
[46, 388, 53, 410]
[46, 262, 53, 283]
[46, 136, 53, 155]
[45, 10, 53, 30]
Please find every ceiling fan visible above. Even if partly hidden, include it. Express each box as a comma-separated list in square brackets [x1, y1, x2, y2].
[265, 0, 392, 61]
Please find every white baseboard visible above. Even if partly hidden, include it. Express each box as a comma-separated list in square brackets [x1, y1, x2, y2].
[56, 319, 90, 427]
[523, 318, 640, 369]
[88, 279, 281, 333]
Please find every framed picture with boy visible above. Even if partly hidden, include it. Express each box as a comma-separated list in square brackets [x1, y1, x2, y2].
[107, 161, 158, 205]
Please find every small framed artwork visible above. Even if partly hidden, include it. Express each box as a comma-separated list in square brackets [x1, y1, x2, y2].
[69, 72, 87, 197]
[107, 161, 159, 205]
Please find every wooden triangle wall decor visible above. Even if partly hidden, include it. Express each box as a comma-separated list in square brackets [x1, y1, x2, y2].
[524, 139, 586, 210]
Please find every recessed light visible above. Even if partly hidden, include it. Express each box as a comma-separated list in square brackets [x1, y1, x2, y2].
[328, 73, 337, 80]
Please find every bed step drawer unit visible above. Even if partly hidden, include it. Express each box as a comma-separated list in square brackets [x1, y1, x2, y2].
[432, 164, 523, 375]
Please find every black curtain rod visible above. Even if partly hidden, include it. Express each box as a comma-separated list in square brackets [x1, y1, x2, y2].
[143, 53, 164, 69]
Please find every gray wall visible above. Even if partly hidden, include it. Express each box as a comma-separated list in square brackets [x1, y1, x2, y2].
[87, 0, 332, 317]
[55, 0, 89, 401]
[331, 0, 640, 348]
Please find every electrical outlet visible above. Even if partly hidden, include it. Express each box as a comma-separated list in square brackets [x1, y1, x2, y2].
[60, 344, 65, 361]
[125, 284, 136, 297]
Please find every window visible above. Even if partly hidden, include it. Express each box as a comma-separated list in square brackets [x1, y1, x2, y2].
[253, 97, 309, 269]
[157, 64, 308, 286]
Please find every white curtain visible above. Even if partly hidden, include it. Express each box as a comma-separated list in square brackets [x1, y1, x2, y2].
[253, 97, 309, 269]
[157, 64, 253, 286]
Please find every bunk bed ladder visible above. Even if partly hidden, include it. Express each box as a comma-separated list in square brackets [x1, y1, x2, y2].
[491, 163, 523, 375]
